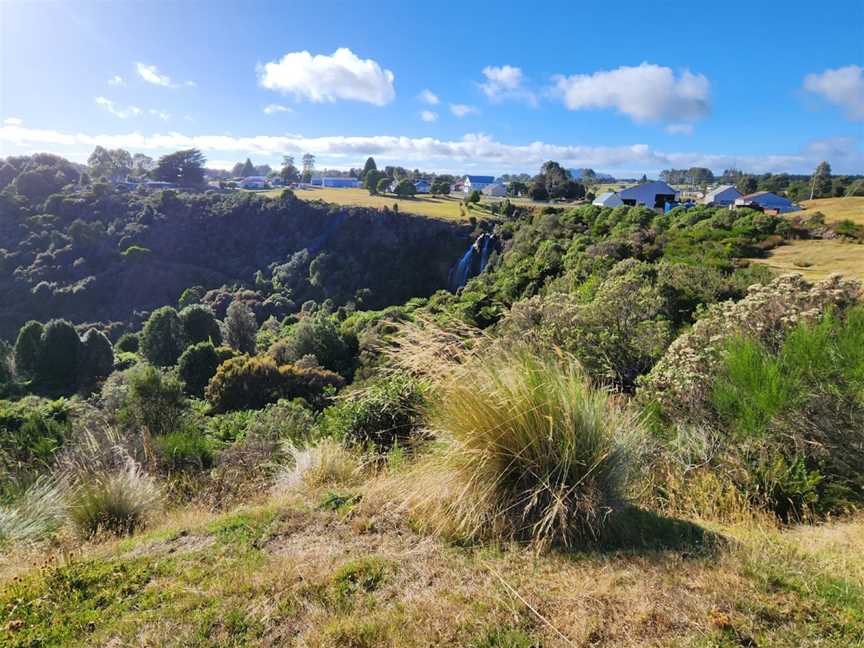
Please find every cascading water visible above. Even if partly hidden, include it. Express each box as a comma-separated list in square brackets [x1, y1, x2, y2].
[448, 233, 494, 291]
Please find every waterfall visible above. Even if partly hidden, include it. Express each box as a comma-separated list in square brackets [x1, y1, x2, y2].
[448, 233, 494, 292]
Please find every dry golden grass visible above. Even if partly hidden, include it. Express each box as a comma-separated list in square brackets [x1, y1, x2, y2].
[800, 196, 864, 224]
[751, 239, 864, 282]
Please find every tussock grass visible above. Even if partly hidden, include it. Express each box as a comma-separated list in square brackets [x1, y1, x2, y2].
[68, 461, 162, 538]
[0, 478, 67, 546]
[373, 350, 645, 550]
[273, 439, 367, 495]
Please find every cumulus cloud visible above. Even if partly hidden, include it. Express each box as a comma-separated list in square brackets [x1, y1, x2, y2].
[3, 117, 22, 126]
[552, 63, 710, 127]
[263, 104, 292, 115]
[479, 65, 537, 105]
[3, 124, 857, 175]
[258, 48, 395, 106]
[108, 75, 125, 86]
[148, 109, 171, 121]
[803, 65, 864, 121]
[420, 110, 438, 123]
[450, 103, 478, 117]
[95, 97, 142, 119]
[419, 89, 440, 105]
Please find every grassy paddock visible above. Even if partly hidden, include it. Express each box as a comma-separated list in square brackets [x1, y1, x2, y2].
[751, 239, 864, 282]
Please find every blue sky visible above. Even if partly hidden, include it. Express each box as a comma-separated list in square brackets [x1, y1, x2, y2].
[1, 0, 862, 176]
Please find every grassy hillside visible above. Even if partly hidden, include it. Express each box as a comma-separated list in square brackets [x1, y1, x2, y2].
[800, 196, 864, 224]
[3, 491, 862, 647]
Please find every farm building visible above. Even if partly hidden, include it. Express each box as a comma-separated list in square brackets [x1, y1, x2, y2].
[735, 191, 799, 213]
[414, 179, 431, 194]
[703, 185, 741, 207]
[482, 183, 507, 197]
[618, 181, 679, 209]
[592, 191, 624, 207]
[241, 176, 271, 189]
[315, 177, 362, 188]
[463, 175, 495, 192]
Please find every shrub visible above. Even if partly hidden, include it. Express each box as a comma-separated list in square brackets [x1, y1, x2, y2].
[78, 329, 114, 387]
[13, 320, 43, 380]
[394, 179, 416, 197]
[180, 304, 222, 346]
[205, 356, 344, 413]
[154, 429, 214, 472]
[380, 350, 643, 549]
[68, 463, 161, 538]
[140, 306, 186, 367]
[272, 312, 357, 378]
[115, 332, 140, 353]
[224, 300, 258, 355]
[36, 319, 81, 390]
[119, 364, 187, 438]
[639, 273, 862, 422]
[317, 375, 425, 450]
[273, 439, 366, 494]
[178, 341, 221, 397]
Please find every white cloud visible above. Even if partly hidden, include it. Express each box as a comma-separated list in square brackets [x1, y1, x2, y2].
[419, 89, 440, 105]
[108, 75, 125, 86]
[263, 104, 292, 115]
[3, 117, 22, 126]
[552, 63, 710, 127]
[450, 103, 478, 118]
[95, 97, 142, 119]
[803, 65, 864, 121]
[665, 123, 694, 135]
[136, 62, 176, 87]
[4, 124, 857, 175]
[258, 47, 395, 106]
[479, 65, 537, 105]
[420, 110, 438, 123]
[149, 109, 171, 121]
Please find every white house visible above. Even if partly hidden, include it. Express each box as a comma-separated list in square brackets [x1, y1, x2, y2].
[617, 180, 679, 209]
[592, 191, 624, 207]
[735, 192, 799, 213]
[482, 182, 507, 197]
[463, 175, 495, 193]
[703, 184, 741, 207]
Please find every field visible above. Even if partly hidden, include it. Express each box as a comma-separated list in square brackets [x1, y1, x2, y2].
[751, 239, 864, 282]
[260, 187, 472, 220]
[3, 493, 862, 647]
[800, 196, 864, 225]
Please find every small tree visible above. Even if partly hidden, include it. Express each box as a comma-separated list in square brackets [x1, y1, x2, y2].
[37, 319, 82, 390]
[467, 189, 482, 204]
[13, 320, 44, 380]
[141, 307, 186, 367]
[361, 156, 377, 181]
[394, 179, 416, 197]
[116, 332, 140, 354]
[224, 300, 258, 355]
[364, 169, 383, 195]
[376, 176, 391, 195]
[151, 149, 205, 186]
[178, 341, 221, 397]
[737, 176, 758, 195]
[78, 329, 114, 387]
[179, 304, 222, 346]
[810, 161, 832, 200]
[240, 158, 256, 177]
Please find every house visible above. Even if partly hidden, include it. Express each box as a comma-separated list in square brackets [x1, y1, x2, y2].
[463, 175, 495, 193]
[414, 179, 431, 194]
[592, 191, 624, 208]
[703, 184, 741, 207]
[482, 182, 507, 197]
[241, 176, 271, 189]
[617, 180, 679, 209]
[315, 177, 361, 188]
[734, 191, 799, 214]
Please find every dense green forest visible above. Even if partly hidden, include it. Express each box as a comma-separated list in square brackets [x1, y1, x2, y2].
[2, 152, 864, 646]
